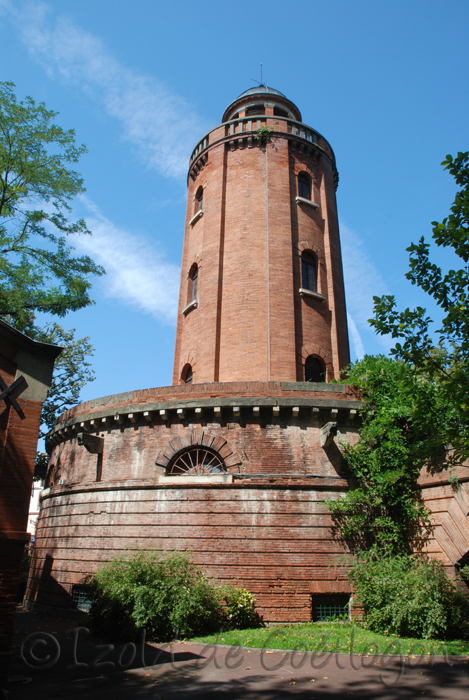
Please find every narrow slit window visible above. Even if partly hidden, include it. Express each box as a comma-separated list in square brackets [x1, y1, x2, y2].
[191, 265, 198, 301]
[298, 172, 311, 200]
[195, 186, 203, 212]
[301, 251, 317, 292]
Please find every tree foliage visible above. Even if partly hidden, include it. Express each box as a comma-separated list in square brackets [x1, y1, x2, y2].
[371, 151, 469, 463]
[0, 81, 104, 332]
[328, 356, 445, 555]
[0, 81, 103, 457]
[33, 323, 95, 436]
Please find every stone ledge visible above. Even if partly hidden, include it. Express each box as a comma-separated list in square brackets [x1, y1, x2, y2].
[189, 209, 204, 226]
[39, 477, 351, 501]
[280, 382, 346, 394]
[182, 299, 198, 315]
[299, 288, 326, 301]
[158, 474, 233, 484]
[295, 196, 320, 210]
[64, 381, 359, 415]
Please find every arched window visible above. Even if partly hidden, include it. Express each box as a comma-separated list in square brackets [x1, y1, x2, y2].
[195, 186, 203, 213]
[182, 364, 193, 384]
[305, 356, 326, 383]
[301, 251, 317, 292]
[298, 172, 311, 200]
[169, 446, 226, 475]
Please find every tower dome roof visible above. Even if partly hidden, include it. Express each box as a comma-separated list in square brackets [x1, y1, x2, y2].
[222, 86, 302, 123]
[237, 86, 287, 99]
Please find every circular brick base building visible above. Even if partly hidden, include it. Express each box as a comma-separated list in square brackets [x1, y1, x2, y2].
[26, 86, 361, 622]
[27, 381, 360, 621]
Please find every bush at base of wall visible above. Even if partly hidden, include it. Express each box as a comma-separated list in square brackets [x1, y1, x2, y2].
[349, 553, 469, 640]
[85, 550, 263, 641]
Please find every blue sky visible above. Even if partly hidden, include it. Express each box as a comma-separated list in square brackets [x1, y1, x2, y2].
[1, 0, 468, 403]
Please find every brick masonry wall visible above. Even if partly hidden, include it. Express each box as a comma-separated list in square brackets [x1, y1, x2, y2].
[26, 382, 360, 622]
[0, 385, 48, 684]
[173, 112, 350, 386]
[45, 383, 361, 485]
[27, 381, 469, 621]
[419, 471, 469, 574]
[27, 483, 351, 622]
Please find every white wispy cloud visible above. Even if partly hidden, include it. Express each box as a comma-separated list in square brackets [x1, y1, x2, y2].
[347, 313, 365, 360]
[0, 0, 203, 319]
[75, 196, 179, 323]
[340, 221, 393, 358]
[4, 0, 209, 179]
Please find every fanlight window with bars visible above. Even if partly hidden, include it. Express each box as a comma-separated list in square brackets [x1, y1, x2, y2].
[168, 446, 226, 475]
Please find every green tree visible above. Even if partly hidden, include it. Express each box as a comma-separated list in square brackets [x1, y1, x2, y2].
[0, 81, 104, 332]
[33, 324, 96, 480]
[328, 355, 446, 555]
[0, 81, 104, 466]
[35, 324, 94, 436]
[329, 154, 469, 639]
[371, 151, 469, 464]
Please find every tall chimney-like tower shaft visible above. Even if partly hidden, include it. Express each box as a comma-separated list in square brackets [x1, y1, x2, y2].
[173, 86, 349, 385]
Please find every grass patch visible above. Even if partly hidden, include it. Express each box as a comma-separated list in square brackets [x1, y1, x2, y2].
[189, 622, 469, 657]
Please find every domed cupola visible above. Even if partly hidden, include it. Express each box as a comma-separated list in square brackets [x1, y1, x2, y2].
[222, 85, 302, 123]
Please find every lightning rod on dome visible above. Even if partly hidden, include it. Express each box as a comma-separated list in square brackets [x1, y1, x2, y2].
[250, 63, 266, 87]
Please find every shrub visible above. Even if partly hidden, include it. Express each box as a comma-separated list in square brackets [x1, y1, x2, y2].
[86, 551, 263, 641]
[221, 586, 263, 629]
[86, 551, 224, 641]
[349, 552, 469, 640]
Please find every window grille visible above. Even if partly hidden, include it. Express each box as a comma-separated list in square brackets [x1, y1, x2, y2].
[169, 447, 225, 475]
[312, 595, 350, 622]
[72, 586, 92, 612]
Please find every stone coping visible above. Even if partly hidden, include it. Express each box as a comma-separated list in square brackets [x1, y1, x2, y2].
[70, 380, 354, 412]
[47, 394, 362, 447]
[39, 475, 351, 502]
[56, 382, 360, 423]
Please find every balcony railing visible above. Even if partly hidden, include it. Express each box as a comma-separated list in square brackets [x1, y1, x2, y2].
[189, 117, 332, 167]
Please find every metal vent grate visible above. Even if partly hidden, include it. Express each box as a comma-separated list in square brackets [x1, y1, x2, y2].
[72, 585, 92, 612]
[312, 595, 350, 622]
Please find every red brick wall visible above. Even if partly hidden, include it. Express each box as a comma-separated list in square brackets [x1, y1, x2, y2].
[27, 382, 359, 621]
[27, 482, 350, 622]
[419, 470, 469, 574]
[0, 381, 45, 684]
[173, 113, 350, 386]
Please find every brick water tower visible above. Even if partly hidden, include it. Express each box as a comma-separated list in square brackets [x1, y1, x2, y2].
[174, 85, 350, 385]
[27, 87, 362, 623]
